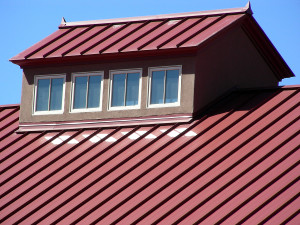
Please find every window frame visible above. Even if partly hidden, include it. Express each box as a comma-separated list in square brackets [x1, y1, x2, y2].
[147, 65, 182, 108]
[70, 71, 104, 113]
[33, 74, 66, 115]
[108, 68, 142, 111]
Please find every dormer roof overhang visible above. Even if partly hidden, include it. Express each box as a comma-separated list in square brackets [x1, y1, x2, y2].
[10, 3, 294, 80]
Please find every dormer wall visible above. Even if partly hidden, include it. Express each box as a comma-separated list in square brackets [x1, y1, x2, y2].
[20, 54, 196, 125]
[194, 25, 278, 113]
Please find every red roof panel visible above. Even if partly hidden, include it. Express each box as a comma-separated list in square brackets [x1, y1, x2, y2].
[180, 14, 244, 47]
[10, 7, 249, 61]
[29, 27, 89, 59]
[0, 86, 299, 224]
[141, 18, 202, 50]
[85, 23, 145, 55]
[9, 5, 294, 80]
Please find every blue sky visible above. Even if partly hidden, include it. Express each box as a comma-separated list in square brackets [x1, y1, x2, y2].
[0, 0, 299, 105]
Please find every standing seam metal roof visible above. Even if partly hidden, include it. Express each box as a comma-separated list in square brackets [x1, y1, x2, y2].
[10, 7, 249, 61]
[1, 86, 299, 224]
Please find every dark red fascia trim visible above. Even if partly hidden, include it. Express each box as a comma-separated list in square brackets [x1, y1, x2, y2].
[241, 15, 295, 80]
[10, 47, 198, 69]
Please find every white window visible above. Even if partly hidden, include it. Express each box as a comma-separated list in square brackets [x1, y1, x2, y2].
[34, 75, 65, 115]
[71, 71, 103, 112]
[148, 66, 181, 107]
[109, 69, 142, 110]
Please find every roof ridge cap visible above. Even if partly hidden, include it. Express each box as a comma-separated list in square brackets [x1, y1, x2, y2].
[59, 4, 251, 28]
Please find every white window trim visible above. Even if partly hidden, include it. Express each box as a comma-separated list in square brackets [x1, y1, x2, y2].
[147, 65, 182, 108]
[108, 68, 142, 111]
[70, 71, 104, 113]
[33, 74, 66, 115]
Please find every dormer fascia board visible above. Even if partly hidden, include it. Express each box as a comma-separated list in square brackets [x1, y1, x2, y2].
[59, 5, 252, 28]
[241, 15, 295, 80]
[10, 47, 198, 68]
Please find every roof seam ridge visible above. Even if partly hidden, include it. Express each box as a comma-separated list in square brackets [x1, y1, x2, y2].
[118, 19, 168, 52]
[43, 26, 95, 58]
[0, 132, 44, 164]
[151, 90, 298, 223]
[137, 18, 187, 50]
[216, 132, 300, 224]
[61, 25, 109, 56]
[32, 125, 158, 224]
[236, 165, 299, 225]
[177, 14, 225, 48]
[171, 106, 300, 224]
[195, 114, 300, 224]
[80, 23, 132, 55]
[99, 22, 148, 54]
[24, 28, 76, 59]
[113, 95, 258, 224]
[157, 16, 206, 49]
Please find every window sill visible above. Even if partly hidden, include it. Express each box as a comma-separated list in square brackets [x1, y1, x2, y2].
[70, 108, 102, 113]
[33, 110, 64, 115]
[108, 105, 141, 111]
[147, 102, 180, 108]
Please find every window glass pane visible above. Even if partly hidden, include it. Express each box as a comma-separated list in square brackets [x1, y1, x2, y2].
[112, 74, 125, 107]
[74, 76, 87, 109]
[125, 73, 139, 106]
[87, 75, 101, 108]
[50, 78, 64, 110]
[36, 79, 50, 111]
[150, 70, 164, 104]
[165, 69, 179, 103]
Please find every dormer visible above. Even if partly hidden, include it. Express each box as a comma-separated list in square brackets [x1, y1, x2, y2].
[10, 3, 294, 132]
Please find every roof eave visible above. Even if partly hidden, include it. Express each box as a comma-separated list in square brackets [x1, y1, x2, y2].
[9, 47, 198, 68]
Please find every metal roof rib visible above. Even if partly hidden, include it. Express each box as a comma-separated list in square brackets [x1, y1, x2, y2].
[43, 26, 95, 58]
[176, 15, 225, 48]
[0, 87, 299, 224]
[156, 17, 206, 49]
[99, 22, 148, 54]
[118, 20, 167, 52]
[136, 18, 188, 51]
[24, 28, 75, 59]
[61, 25, 109, 56]
[80, 23, 130, 55]
[52, 124, 182, 224]
[79, 94, 260, 224]
[98, 22, 147, 54]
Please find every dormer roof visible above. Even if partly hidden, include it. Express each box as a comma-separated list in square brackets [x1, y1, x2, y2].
[10, 3, 293, 79]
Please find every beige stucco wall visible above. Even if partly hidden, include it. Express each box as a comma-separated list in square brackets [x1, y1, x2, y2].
[20, 55, 196, 123]
[194, 26, 279, 113]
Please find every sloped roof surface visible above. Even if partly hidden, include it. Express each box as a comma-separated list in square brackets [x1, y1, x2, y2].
[1, 86, 299, 224]
[10, 7, 249, 61]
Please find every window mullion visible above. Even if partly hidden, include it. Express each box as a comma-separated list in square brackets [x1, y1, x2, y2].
[163, 70, 166, 104]
[86, 76, 90, 108]
[124, 73, 128, 106]
[48, 78, 52, 111]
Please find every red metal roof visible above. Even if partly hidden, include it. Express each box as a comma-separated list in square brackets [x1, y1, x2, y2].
[11, 14, 245, 61]
[1, 86, 299, 224]
[9, 4, 294, 80]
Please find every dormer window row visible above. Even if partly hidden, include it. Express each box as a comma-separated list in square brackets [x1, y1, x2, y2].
[33, 65, 181, 114]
